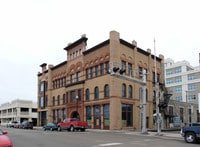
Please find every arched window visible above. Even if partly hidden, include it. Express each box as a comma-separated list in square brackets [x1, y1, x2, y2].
[85, 89, 90, 101]
[122, 83, 126, 97]
[57, 95, 60, 105]
[128, 85, 133, 98]
[94, 87, 99, 99]
[104, 84, 110, 98]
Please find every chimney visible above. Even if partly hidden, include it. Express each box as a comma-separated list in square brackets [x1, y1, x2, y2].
[40, 63, 47, 72]
[132, 40, 137, 47]
[147, 48, 151, 53]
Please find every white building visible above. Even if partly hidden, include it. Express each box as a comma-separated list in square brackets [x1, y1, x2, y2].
[0, 99, 37, 126]
[164, 58, 200, 124]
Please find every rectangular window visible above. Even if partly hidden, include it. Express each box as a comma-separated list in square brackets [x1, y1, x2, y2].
[77, 71, 81, 82]
[40, 96, 44, 108]
[45, 95, 48, 107]
[128, 63, 132, 76]
[40, 82, 45, 92]
[78, 89, 82, 100]
[91, 67, 94, 78]
[100, 63, 104, 75]
[122, 104, 133, 127]
[103, 104, 110, 126]
[95, 65, 99, 76]
[105, 62, 109, 73]
[53, 96, 55, 106]
[121, 61, 126, 72]
[70, 74, 75, 83]
[70, 91, 76, 102]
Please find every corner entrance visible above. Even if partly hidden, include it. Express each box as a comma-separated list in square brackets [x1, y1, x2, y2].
[71, 111, 80, 119]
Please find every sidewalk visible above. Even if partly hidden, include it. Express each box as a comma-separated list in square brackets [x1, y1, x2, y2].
[87, 128, 182, 139]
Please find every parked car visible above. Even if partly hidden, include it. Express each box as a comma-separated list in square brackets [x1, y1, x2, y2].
[0, 129, 13, 147]
[43, 123, 58, 131]
[6, 121, 18, 128]
[20, 121, 33, 129]
[13, 122, 21, 128]
[181, 123, 200, 143]
[57, 118, 88, 132]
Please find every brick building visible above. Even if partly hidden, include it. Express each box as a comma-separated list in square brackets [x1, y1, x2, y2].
[37, 31, 164, 130]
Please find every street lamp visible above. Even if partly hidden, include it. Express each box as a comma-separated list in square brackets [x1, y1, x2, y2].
[76, 96, 79, 113]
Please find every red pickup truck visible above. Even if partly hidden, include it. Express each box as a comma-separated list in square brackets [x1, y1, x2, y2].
[57, 118, 88, 132]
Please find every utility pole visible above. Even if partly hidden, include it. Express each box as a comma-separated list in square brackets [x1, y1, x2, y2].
[141, 69, 147, 134]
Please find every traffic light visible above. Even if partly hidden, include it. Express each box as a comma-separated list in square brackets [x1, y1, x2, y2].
[119, 68, 126, 74]
[158, 102, 168, 109]
[113, 67, 120, 73]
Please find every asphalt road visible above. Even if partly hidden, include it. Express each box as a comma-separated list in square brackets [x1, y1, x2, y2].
[2, 127, 199, 147]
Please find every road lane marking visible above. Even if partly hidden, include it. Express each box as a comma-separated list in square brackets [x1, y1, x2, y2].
[95, 143, 123, 146]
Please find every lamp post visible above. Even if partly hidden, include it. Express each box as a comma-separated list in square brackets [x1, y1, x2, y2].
[76, 96, 79, 117]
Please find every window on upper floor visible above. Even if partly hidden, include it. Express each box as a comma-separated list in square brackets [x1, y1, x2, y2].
[94, 87, 99, 100]
[175, 67, 181, 73]
[104, 84, 110, 98]
[57, 95, 60, 105]
[166, 79, 173, 84]
[70, 90, 76, 102]
[175, 77, 182, 83]
[40, 81, 45, 92]
[100, 63, 104, 75]
[85, 89, 90, 101]
[128, 63, 132, 76]
[122, 83, 126, 97]
[53, 96, 55, 106]
[121, 61, 126, 75]
[175, 87, 182, 93]
[176, 96, 182, 102]
[63, 94, 66, 104]
[77, 71, 81, 82]
[70, 74, 75, 83]
[105, 62, 110, 73]
[45, 95, 48, 107]
[166, 70, 173, 75]
[188, 85, 196, 91]
[95, 65, 99, 76]
[128, 85, 133, 98]
[188, 74, 195, 80]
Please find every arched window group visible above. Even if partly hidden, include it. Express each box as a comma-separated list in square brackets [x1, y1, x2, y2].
[122, 83, 133, 98]
[85, 84, 110, 101]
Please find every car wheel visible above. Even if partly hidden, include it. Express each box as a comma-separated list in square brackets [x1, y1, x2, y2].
[81, 128, 85, 132]
[185, 132, 196, 143]
[70, 125, 74, 132]
[58, 126, 61, 131]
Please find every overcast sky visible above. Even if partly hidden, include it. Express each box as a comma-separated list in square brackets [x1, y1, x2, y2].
[0, 0, 200, 105]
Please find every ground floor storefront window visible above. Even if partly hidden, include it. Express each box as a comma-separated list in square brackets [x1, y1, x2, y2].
[86, 104, 110, 129]
[122, 104, 133, 127]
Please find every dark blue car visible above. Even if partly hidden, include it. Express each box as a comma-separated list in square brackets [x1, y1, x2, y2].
[43, 123, 58, 131]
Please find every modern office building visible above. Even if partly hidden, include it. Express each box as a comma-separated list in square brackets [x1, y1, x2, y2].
[37, 30, 164, 130]
[0, 99, 37, 126]
[164, 58, 200, 125]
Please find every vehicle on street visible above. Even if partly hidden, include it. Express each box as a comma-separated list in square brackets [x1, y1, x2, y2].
[0, 129, 13, 147]
[6, 121, 18, 128]
[181, 123, 200, 143]
[20, 121, 33, 129]
[13, 122, 21, 128]
[57, 118, 88, 132]
[43, 122, 58, 131]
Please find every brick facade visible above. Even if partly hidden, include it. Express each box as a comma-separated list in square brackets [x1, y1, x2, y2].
[37, 31, 164, 130]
